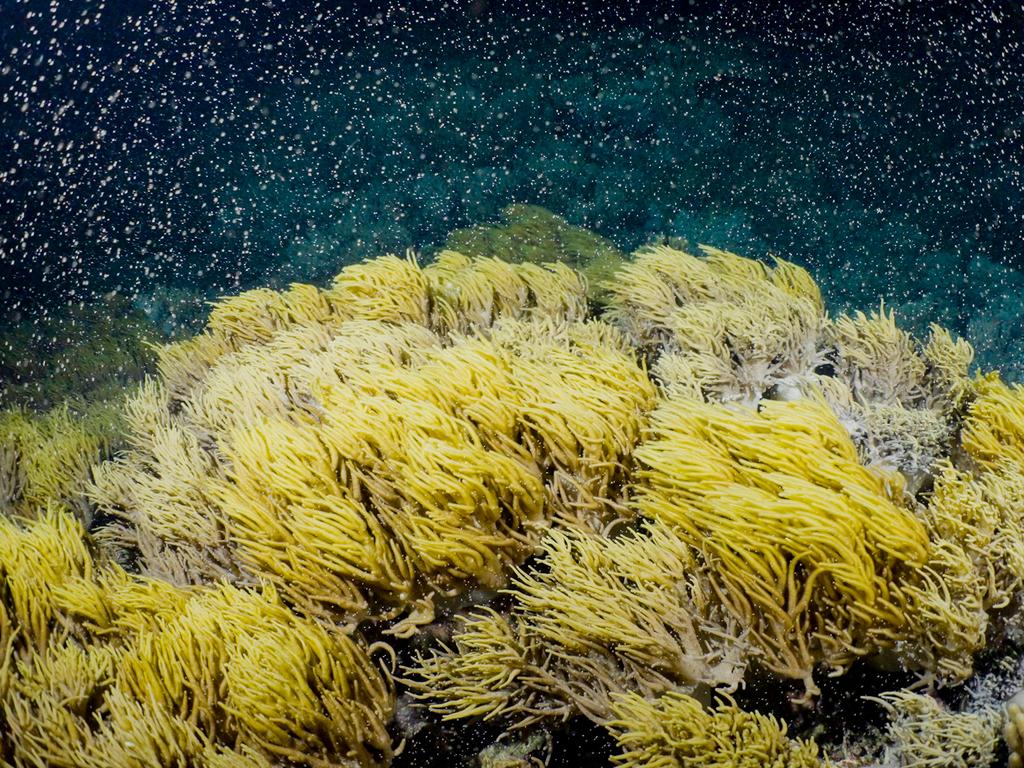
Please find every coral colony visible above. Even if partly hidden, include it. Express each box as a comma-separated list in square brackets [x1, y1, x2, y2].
[4, 233, 1024, 767]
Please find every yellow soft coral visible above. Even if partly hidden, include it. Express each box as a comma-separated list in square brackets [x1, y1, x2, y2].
[9, 238, 1019, 766]
[406, 608, 561, 725]
[112, 583, 393, 765]
[87, 380, 237, 586]
[161, 255, 429, 402]
[872, 690, 1000, 768]
[0, 510, 394, 767]
[962, 375, 1024, 472]
[91, 255, 646, 633]
[828, 305, 929, 407]
[217, 392, 541, 620]
[326, 252, 431, 325]
[607, 691, 821, 768]
[634, 396, 934, 694]
[0, 402, 119, 523]
[604, 245, 826, 405]
[424, 250, 587, 335]
[819, 376, 951, 495]
[925, 461, 1024, 614]
[922, 323, 974, 410]
[900, 373, 1024, 676]
[407, 521, 746, 727]
[0, 507, 95, 653]
[828, 310, 972, 416]
[508, 523, 747, 711]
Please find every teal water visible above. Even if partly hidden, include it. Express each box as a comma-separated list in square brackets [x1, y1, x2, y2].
[2, 2, 1022, 405]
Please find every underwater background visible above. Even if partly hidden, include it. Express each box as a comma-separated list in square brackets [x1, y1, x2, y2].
[2, 0, 1023, 406]
[5, 3, 1024, 767]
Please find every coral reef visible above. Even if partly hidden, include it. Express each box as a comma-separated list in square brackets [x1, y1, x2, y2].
[1006, 698, 1024, 768]
[88, 252, 654, 632]
[603, 244, 826, 406]
[404, 245, 1024, 764]
[870, 690, 1001, 768]
[635, 396, 948, 696]
[0, 510, 394, 767]
[5, 238, 1024, 767]
[407, 521, 747, 727]
[607, 692, 821, 768]
[0, 401, 123, 525]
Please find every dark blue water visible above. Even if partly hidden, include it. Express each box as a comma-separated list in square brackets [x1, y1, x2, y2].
[2, 0, 1023, 391]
